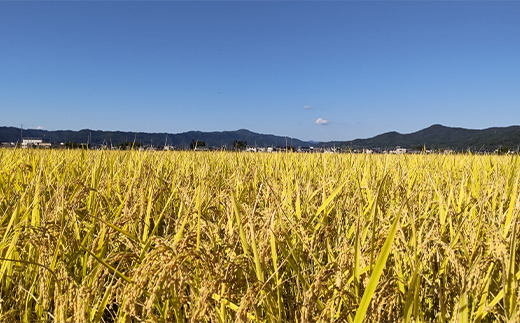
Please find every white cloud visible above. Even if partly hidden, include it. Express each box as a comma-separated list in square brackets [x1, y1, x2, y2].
[30, 126, 45, 130]
[315, 118, 329, 125]
[304, 105, 312, 109]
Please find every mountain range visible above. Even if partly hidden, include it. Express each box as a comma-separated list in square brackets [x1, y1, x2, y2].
[1, 124, 520, 151]
[0, 127, 309, 148]
[324, 124, 520, 151]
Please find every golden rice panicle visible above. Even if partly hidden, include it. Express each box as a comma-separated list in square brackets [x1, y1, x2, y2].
[0, 148, 519, 321]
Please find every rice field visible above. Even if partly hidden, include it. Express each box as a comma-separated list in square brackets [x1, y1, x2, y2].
[0, 149, 519, 322]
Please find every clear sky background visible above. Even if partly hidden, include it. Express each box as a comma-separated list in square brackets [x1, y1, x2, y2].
[1, 1, 519, 142]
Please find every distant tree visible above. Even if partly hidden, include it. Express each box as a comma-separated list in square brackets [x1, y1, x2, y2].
[116, 141, 143, 150]
[496, 147, 510, 155]
[64, 141, 90, 149]
[415, 146, 426, 152]
[190, 140, 206, 150]
[277, 145, 294, 152]
[64, 141, 78, 149]
[233, 140, 247, 150]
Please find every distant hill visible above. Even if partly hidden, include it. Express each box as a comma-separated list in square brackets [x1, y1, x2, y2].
[321, 124, 520, 151]
[0, 126, 311, 148]
[2, 124, 520, 151]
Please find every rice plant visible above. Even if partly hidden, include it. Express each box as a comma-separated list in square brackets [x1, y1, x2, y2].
[0, 149, 518, 322]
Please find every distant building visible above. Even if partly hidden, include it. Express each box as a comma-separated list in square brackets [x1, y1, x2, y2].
[1, 142, 16, 148]
[22, 138, 51, 148]
[298, 146, 314, 153]
[395, 147, 407, 154]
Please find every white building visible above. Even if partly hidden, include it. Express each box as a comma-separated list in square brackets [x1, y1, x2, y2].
[298, 146, 314, 153]
[395, 147, 407, 154]
[22, 138, 51, 148]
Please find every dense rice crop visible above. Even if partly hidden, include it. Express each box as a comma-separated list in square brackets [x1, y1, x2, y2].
[0, 149, 519, 322]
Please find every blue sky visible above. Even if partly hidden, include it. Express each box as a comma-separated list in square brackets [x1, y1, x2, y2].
[1, 1, 519, 142]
